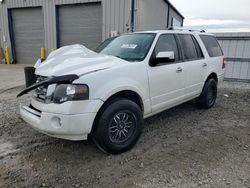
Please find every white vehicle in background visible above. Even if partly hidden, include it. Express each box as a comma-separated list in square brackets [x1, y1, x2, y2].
[18, 28, 226, 154]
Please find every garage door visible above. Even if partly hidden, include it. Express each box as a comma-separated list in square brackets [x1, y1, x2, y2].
[57, 3, 102, 49]
[10, 7, 44, 64]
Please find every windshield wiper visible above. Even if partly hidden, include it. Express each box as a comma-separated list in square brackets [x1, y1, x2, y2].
[114, 55, 122, 59]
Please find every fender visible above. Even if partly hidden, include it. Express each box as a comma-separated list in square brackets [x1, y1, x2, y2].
[98, 85, 152, 116]
[100, 86, 145, 102]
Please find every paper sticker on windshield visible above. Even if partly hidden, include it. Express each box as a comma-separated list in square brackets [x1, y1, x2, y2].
[121, 44, 137, 49]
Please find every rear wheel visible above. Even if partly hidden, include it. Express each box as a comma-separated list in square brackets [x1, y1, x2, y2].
[91, 99, 143, 154]
[196, 79, 217, 108]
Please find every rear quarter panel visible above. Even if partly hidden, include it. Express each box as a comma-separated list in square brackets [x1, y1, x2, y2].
[195, 33, 225, 83]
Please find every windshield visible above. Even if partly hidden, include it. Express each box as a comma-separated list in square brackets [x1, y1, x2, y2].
[98, 33, 156, 61]
[95, 37, 117, 53]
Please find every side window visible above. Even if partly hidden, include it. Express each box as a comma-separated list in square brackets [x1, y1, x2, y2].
[154, 34, 179, 62]
[200, 35, 223, 57]
[177, 34, 198, 60]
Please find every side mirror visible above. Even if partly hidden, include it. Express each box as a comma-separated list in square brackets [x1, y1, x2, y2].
[150, 51, 175, 66]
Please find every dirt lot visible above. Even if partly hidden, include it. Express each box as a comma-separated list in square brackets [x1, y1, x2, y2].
[0, 82, 249, 188]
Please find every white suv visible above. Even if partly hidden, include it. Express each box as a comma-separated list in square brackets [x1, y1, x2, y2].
[18, 28, 226, 154]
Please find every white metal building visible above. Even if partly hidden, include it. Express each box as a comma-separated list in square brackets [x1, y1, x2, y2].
[0, 0, 184, 64]
[216, 33, 250, 82]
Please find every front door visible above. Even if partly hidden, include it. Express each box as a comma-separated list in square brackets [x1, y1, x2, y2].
[147, 34, 186, 113]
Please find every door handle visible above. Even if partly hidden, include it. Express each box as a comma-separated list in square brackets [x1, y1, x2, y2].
[176, 67, 183, 73]
[202, 63, 207, 67]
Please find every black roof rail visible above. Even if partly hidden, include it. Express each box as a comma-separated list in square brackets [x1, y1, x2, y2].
[168, 26, 206, 33]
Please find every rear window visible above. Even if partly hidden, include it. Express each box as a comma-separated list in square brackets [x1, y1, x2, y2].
[200, 35, 223, 57]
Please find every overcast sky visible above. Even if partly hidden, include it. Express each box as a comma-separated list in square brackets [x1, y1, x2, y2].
[170, 0, 250, 32]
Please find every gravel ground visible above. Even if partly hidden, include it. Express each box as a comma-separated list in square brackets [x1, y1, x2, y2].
[0, 82, 249, 188]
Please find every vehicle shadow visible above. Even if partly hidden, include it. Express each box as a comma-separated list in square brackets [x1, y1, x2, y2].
[23, 100, 202, 160]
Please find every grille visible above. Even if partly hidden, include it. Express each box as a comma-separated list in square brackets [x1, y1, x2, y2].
[35, 76, 48, 103]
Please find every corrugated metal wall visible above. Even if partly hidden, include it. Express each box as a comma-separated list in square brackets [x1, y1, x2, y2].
[168, 7, 183, 27]
[0, 0, 183, 63]
[216, 33, 250, 82]
[0, 0, 131, 62]
[102, 0, 131, 38]
[136, 0, 169, 31]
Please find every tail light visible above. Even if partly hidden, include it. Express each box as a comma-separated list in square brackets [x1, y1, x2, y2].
[222, 57, 227, 69]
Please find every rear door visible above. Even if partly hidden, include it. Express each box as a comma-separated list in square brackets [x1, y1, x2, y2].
[176, 34, 206, 99]
[147, 34, 186, 113]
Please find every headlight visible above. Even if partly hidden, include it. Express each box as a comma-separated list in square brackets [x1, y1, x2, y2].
[53, 84, 89, 104]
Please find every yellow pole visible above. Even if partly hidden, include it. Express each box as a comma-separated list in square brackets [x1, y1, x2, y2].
[5, 47, 11, 65]
[40, 48, 45, 61]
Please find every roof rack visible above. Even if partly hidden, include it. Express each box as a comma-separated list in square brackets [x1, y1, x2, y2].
[168, 26, 206, 33]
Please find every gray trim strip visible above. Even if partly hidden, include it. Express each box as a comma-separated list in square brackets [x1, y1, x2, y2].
[217, 36, 250, 40]
[226, 57, 250, 62]
[224, 78, 250, 83]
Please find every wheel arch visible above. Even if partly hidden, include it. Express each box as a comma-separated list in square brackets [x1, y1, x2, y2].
[206, 72, 218, 84]
[91, 90, 144, 133]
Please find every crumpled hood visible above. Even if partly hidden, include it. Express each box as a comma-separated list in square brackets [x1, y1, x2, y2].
[35, 44, 127, 77]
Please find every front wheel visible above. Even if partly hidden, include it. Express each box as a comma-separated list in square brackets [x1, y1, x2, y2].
[91, 99, 144, 154]
[196, 79, 217, 108]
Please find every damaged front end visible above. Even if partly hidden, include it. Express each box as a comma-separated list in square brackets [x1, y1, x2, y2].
[17, 74, 79, 99]
[18, 72, 94, 141]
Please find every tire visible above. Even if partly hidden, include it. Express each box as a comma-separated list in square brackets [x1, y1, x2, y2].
[196, 78, 217, 109]
[91, 99, 144, 154]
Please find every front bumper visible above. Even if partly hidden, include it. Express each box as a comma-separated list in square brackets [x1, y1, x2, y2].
[20, 99, 103, 141]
